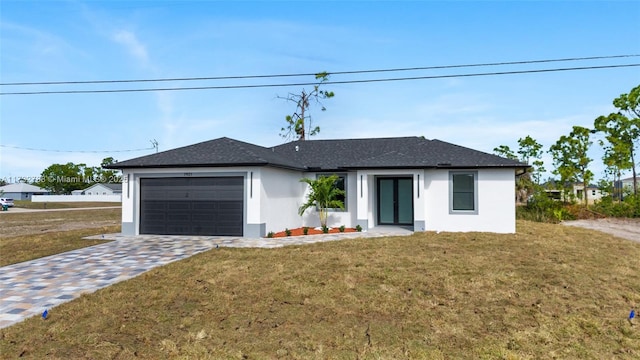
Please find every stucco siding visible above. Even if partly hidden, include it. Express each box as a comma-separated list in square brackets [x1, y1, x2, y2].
[355, 169, 426, 230]
[424, 168, 516, 233]
[297, 172, 357, 229]
[121, 167, 257, 236]
[259, 167, 305, 234]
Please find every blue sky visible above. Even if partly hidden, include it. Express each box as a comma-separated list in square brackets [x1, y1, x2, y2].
[1, 0, 639, 182]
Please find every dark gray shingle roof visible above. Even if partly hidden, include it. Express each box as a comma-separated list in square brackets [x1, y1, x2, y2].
[102, 183, 123, 191]
[107, 136, 528, 170]
[107, 137, 305, 170]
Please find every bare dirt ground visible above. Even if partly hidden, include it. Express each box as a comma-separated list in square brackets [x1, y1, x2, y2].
[562, 218, 640, 243]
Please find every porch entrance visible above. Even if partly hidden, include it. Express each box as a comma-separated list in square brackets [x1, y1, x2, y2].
[377, 177, 413, 226]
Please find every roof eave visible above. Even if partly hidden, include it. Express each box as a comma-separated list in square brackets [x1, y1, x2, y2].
[105, 162, 305, 171]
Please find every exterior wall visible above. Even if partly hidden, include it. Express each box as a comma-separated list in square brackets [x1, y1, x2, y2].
[622, 177, 638, 191]
[32, 194, 121, 202]
[260, 167, 306, 234]
[4, 192, 27, 200]
[297, 172, 358, 229]
[120, 167, 263, 236]
[83, 184, 117, 195]
[355, 169, 427, 231]
[572, 185, 604, 204]
[424, 168, 516, 233]
[116, 166, 518, 236]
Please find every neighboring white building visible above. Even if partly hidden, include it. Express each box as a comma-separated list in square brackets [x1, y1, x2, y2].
[71, 183, 122, 196]
[0, 183, 50, 200]
[107, 137, 528, 237]
[621, 176, 639, 192]
[572, 183, 604, 204]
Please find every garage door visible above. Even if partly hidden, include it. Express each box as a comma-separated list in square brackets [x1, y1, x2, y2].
[140, 177, 243, 236]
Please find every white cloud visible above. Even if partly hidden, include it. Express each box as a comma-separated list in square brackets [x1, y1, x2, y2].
[112, 30, 149, 65]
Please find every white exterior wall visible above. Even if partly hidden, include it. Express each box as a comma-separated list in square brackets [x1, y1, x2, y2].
[259, 167, 305, 233]
[121, 171, 134, 228]
[355, 169, 427, 230]
[117, 165, 517, 236]
[572, 184, 604, 204]
[297, 172, 358, 228]
[121, 166, 262, 236]
[424, 168, 516, 233]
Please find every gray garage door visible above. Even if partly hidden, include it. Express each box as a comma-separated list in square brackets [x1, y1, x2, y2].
[140, 177, 243, 236]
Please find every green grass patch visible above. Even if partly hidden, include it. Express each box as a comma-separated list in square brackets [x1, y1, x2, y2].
[1, 220, 638, 358]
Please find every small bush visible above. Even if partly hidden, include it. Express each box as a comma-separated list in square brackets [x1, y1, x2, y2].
[517, 189, 575, 223]
[591, 194, 640, 218]
[322, 225, 329, 234]
[285, 228, 291, 236]
[267, 231, 275, 238]
[339, 225, 345, 232]
[355, 224, 362, 232]
[302, 227, 309, 235]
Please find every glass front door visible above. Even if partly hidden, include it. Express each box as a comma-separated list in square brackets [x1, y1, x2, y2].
[377, 177, 413, 225]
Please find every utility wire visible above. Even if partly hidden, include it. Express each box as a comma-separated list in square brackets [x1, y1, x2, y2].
[0, 144, 156, 153]
[1, 54, 638, 86]
[1, 63, 638, 96]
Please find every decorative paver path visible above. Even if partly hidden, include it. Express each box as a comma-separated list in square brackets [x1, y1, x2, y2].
[0, 227, 411, 329]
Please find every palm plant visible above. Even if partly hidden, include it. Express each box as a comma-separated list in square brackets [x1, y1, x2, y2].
[298, 175, 345, 227]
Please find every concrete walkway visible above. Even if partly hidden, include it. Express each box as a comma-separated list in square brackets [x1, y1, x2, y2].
[0, 227, 412, 329]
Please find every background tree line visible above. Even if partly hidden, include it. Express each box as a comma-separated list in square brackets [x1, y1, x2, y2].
[32, 157, 121, 195]
[494, 84, 639, 219]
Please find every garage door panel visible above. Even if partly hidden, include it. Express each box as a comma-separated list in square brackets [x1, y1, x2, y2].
[140, 177, 243, 236]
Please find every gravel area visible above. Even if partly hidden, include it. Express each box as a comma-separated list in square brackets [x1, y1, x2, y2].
[562, 218, 640, 243]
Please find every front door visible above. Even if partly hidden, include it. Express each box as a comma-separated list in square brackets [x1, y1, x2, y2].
[377, 177, 413, 225]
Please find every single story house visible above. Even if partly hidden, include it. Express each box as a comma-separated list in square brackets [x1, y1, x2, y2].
[71, 183, 122, 195]
[0, 183, 50, 200]
[106, 136, 528, 237]
[572, 183, 604, 204]
[621, 176, 639, 192]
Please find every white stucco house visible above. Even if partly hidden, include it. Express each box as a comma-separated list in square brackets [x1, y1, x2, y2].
[621, 176, 639, 192]
[572, 183, 604, 204]
[71, 183, 122, 196]
[105, 137, 528, 237]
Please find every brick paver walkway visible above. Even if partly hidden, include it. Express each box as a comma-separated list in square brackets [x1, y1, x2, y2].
[0, 227, 411, 328]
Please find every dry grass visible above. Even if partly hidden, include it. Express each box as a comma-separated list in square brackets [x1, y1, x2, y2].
[0, 227, 118, 267]
[1, 221, 639, 359]
[13, 200, 120, 209]
[0, 209, 120, 266]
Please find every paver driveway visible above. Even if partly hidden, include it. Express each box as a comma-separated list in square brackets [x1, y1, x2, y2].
[0, 227, 412, 328]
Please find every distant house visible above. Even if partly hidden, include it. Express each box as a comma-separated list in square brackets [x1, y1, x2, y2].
[572, 183, 603, 204]
[106, 136, 528, 237]
[621, 176, 639, 192]
[0, 183, 50, 200]
[71, 183, 122, 196]
[542, 181, 604, 204]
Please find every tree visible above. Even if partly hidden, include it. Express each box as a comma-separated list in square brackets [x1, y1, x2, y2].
[298, 175, 345, 228]
[36, 162, 91, 194]
[549, 126, 594, 205]
[517, 135, 545, 184]
[493, 145, 518, 160]
[98, 157, 120, 183]
[494, 137, 545, 203]
[594, 84, 640, 197]
[279, 72, 334, 141]
[35, 157, 120, 194]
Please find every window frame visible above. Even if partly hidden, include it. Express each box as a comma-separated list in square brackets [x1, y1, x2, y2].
[315, 173, 347, 212]
[449, 171, 478, 215]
